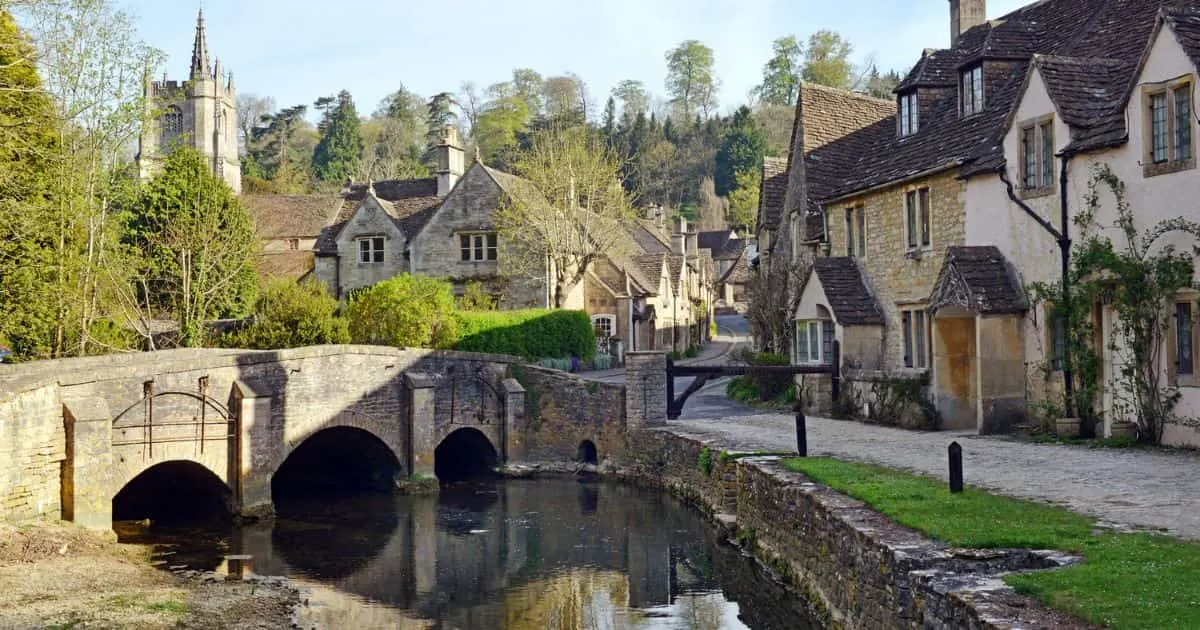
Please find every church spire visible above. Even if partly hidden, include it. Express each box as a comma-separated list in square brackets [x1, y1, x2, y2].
[190, 8, 211, 80]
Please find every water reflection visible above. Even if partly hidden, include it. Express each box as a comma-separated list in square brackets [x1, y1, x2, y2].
[121, 479, 822, 630]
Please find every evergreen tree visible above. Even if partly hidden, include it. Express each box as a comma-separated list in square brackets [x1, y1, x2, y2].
[127, 147, 257, 346]
[312, 90, 363, 184]
[247, 104, 311, 191]
[426, 92, 457, 149]
[714, 106, 766, 197]
[601, 96, 617, 144]
[0, 9, 63, 360]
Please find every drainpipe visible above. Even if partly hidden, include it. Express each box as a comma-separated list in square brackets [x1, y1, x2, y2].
[999, 157, 1076, 421]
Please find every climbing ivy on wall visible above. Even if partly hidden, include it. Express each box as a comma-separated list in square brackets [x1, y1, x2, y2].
[1027, 164, 1200, 443]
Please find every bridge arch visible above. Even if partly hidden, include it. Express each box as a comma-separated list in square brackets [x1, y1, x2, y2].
[272, 426, 404, 501]
[434, 428, 499, 482]
[112, 460, 233, 523]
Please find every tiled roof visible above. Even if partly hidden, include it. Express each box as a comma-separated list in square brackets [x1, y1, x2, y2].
[244, 194, 341, 239]
[697, 230, 733, 253]
[758, 156, 788, 230]
[1033, 56, 1128, 153]
[813, 257, 884, 325]
[1167, 5, 1200, 68]
[316, 179, 441, 254]
[803, 0, 1175, 204]
[667, 254, 684, 283]
[636, 253, 666, 285]
[930, 246, 1027, 315]
[257, 251, 315, 280]
[628, 220, 673, 255]
[718, 253, 751, 286]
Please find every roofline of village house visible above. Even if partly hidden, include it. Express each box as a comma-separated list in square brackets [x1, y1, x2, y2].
[821, 160, 966, 206]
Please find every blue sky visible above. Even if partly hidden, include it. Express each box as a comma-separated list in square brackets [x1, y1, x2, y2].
[124, 0, 1030, 119]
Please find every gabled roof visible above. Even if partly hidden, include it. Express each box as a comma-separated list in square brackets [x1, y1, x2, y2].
[1166, 5, 1200, 67]
[628, 220, 673, 254]
[636, 253, 667, 287]
[758, 156, 789, 231]
[812, 257, 884, 325]
[316, 178, 441, 254]
[803, 0, 1174, 204]
[1031, 56, 1128, 153]
[930, 246, 1027, 315]
[697, 230, 745, 260]
[244, 194, 342, 240]
[718, 252, 751, 287]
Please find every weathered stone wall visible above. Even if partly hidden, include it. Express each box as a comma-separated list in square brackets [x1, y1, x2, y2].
[0, 384, 65, 522]
[615, 430, 1092, 630]
[508, 365, 626, 463]
[332, 194, 410, 297]
[825, 170, 967, 371]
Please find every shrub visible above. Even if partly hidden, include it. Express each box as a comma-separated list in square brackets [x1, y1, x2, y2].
[346, 275, 459, 348]
[726, 352, 795, 405]
[684, 345, 700, 358]
[222, 278, 349, 349]
[455, 309, 594, 360]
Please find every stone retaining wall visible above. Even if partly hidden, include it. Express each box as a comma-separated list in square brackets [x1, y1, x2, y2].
[508, 365, 625, 463]
[614, 429, 1094, 630]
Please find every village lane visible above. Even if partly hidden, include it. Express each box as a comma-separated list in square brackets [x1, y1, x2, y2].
[668, 399, 1200, 541]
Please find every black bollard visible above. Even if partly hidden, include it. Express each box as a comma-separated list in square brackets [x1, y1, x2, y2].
[794, 402, 807, 457]
[948, 441, 963, 494]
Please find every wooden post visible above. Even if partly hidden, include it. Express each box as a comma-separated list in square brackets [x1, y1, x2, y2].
[665, 357, 676, 420]
[830, 340, 841, 404]
[948, 441, 963, 493]
[794, 403, 807, 457]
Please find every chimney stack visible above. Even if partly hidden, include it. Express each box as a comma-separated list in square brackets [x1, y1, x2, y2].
[949, 0, 986, 48]
[436, 126, 465, 197]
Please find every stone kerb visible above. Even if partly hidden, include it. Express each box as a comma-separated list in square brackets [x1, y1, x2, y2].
[625, 351, 667, 427]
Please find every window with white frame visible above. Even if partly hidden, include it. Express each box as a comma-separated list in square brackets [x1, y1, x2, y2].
[905, 188, 931, 250]
[844, 206, 865, 258]
[795, 316, 835, 365]
[459, 232, 498, 262]
[898, 92, 919, 137]
[1145, 81, 1194, 174]
[592, 315, 615, 339]
[961, 65, 983, 116]
[357, 236, 385, 263]
[901, 308, 930, 369]
[1019, 117, 1056, 192]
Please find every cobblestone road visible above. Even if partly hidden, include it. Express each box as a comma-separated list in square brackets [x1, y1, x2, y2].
[669, 399, 1200, 540]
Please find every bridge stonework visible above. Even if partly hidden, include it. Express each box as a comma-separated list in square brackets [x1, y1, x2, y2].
[0, 346, 596, 530]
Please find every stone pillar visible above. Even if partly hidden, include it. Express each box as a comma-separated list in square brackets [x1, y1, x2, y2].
[61, 395, 113, 531]
[406, 373, 438, 478]
[502, 378, 526, 463]
[230, 380, 274, 519]
[625, 351, 667, 427]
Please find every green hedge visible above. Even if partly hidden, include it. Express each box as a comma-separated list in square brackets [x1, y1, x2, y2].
[454, 309, 595, 360]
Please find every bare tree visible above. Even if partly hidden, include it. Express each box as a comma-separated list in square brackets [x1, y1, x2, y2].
[746, 252, 811, 355]
[457, 81, 482, 136]
[495, 126, 636, 308]
[236, 92, 275, 155]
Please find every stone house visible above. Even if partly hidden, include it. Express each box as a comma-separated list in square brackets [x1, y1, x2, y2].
[243, 194, 341, 281]
[777, 0, 1200, 444]
[138, 10, 241, 194]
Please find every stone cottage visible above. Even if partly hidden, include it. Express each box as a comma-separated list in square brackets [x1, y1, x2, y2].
[773, 0, 1200, 446]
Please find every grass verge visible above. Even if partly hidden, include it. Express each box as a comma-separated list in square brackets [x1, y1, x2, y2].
[782, 457, 1200, 630]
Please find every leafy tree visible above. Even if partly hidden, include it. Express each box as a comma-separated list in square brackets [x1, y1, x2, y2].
[714, 106, 766, 197]
[458, 281, 497, 311]
[312, 90, 363, 184]
[665, 40, 719, 119]
[511, 68, 545, 115]
[247, 104, 312, 192]
[756, 103, 794, 157]
[802, 30, 854, 89]
[541, 74, 588, 126]
[363, 85, 428, 180]
[756, 35, 803, 106]
[126, 147, 257, 346]
[611, 79, 649, 118]
[346, 274, 459, 348]
[496, 126, 636, 308]
[864, 67, 903, 99]
[727, 169, 761, 232]
[474, 81, 531, 164]
[222, 278, 349, 349]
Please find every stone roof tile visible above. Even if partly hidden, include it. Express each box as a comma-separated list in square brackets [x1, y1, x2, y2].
[931, 246, 1027, 314]
[813, 257, 884, 325]
[316, 178, 441, 254]
[758, 156, 789, 230]
[244, 194, 342, 240]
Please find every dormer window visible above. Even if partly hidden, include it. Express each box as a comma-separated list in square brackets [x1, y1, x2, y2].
[961, 65, 983, 116]
[898, 92, 919, 137]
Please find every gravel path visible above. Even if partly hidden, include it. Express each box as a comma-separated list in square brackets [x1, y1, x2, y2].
[669, 406, 1200, 540]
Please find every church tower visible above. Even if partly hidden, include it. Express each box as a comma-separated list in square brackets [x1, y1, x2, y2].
[138, 9, 241, 194]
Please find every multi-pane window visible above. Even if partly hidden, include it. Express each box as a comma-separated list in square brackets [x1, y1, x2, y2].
[905, 188, 931, 250]
[795, 320, 836, 365]
[286, 238, 300, 251]
[592, 315, 615, 339]
[902, 309, 930, 369]
[357, 236, 385, 264]
[1145, 82, 1194, 174]
[961, 65, 983, 116]
[845, 207, 865, 258]
[1151, 93, 1170, 163]
[1176, 302, 1194, 377]
[459, 232, 498, 261]
[163, 106, 183, 134]
[1176, 85, 1193, 162]
[899, 92, 919, 137]
[1020, 118, 1055, 191]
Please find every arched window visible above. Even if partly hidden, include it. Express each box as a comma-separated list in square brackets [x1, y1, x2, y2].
[162, 106, 183, 134]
